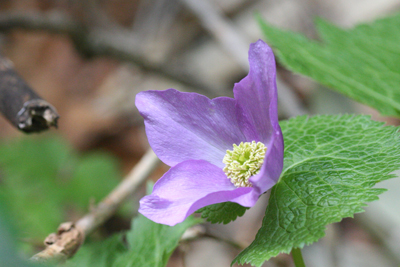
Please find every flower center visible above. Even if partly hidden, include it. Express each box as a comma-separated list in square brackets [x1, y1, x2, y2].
[222, 141, 267, 187]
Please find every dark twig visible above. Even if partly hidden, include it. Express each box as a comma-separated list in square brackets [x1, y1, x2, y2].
[180, 225, 246, 250]
[0, 55, 58, 133]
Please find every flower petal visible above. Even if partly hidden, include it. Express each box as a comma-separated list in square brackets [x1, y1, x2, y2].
[233, 40, 284, 193]
[135, 89, 246, 168]
[233, 39, 279, 144]
[250, 126, 284, 193]
[139, 160, 258, 226]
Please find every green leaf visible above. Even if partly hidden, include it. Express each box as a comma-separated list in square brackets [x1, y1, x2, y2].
[196, 202, 248, 224]
[257, 14, 400, 117]
[113, 215, 201, 267]
[234, 115, 400, 266]
[67, 214, 201, 267]
[66, 234, 127, 267]
[0, 137, 71, 241]
[0, 203, 44, 267]
[0, 137, 120, 245]
[67, 153, 121, 209]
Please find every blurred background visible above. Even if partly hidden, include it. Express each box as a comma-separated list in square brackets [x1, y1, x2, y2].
[0, 0, 400, 266]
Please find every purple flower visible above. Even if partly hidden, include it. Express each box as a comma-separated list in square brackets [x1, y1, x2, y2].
[136, 40, 284, 226]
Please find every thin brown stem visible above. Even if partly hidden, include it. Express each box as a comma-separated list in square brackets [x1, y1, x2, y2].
[30, 149, 160, 263]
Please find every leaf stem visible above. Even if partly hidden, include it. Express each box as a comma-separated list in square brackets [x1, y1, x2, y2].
[291, 248, 306, 267]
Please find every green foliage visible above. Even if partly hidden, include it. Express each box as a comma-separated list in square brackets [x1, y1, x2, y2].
[0, 204, 43, 267]
[196, 202, 248, 224]
[66, 234, 127, 267]
[113, 215, 200, 267]
[68, 215, 200, 267]
[257, 14, 400, 117]
[234, 115, 400, 266]
[67, 153, 121, 210]
[0, 137, 120, 243]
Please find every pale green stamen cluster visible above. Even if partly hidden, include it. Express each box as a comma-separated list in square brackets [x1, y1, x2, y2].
[223, 141, 267, 188]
